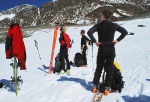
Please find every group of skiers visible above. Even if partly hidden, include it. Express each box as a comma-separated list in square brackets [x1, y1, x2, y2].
[58, 9, 128, 95]
[58, 27, 90, 74]
[5, 9, 128, 96]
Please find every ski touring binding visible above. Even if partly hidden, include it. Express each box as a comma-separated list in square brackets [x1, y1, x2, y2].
[10, 76, 23, 90]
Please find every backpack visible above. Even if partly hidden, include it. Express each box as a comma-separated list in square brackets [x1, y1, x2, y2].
[102, 61, 125, 93]
[74, 52, 83, 67]
[62, 33, 71, 48]
[53, 53, 61, 73]
[0, 82, 4, 88]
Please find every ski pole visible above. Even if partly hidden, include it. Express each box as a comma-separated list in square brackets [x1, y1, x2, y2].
[91, 41, 94, 71]
[69, 39, 74, 55]
[34, 40, 45, 67]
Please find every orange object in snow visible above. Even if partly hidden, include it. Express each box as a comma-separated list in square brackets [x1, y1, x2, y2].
[49, 26, 58, 74]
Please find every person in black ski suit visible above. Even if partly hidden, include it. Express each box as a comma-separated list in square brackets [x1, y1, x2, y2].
[87, 10, 128, 95]
[80, 30, 89, 67]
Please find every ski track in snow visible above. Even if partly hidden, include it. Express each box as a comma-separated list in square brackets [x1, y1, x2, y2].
[1, 18, 150, 102]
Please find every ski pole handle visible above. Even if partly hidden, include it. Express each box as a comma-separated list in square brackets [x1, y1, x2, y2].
[34, 40, 38, 48]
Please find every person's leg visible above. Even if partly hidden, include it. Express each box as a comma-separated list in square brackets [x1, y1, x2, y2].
[82, 46, 87, 66]
[104, 57, 114, 87]
[104, 46, 115, 87]
[93, 47, 106, 87]
[64, 49, 70, 70]
[102, 46, 115, 95]
[59, 50, 65, 71]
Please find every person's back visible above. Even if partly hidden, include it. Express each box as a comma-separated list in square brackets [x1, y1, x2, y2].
[87, 10, 128, 95]
[88, 21, 127, 44]
[97, 21, 117, 42]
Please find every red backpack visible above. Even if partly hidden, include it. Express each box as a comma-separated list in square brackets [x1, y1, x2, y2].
[61, 33, 71, 48]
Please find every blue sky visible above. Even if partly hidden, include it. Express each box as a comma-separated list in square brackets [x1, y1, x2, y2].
[0, 0, 53, 12]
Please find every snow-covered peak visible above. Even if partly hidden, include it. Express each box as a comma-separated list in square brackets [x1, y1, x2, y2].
[0, 4, 36, 14]
[0, 13, 15, 20]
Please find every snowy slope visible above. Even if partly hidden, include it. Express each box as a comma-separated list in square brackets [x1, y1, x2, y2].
[0, 18, 150, 102]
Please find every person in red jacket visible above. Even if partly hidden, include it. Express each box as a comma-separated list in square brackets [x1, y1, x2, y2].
[59, 26, 71, 74]
[5, 23, 26, 70]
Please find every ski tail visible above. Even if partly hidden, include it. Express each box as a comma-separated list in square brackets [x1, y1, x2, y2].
[14, 56, 18, 96]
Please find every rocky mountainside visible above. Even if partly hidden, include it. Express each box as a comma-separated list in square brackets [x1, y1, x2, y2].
[0, 4, 39, 27]
[0, 0, 150, 28]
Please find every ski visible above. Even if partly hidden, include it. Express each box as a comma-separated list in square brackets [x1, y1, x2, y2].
[14, 56, 18, 96]
[10, 56, 19, 96]
[10, 56, 23, 96]
[48, 24, 59, 74]
[92, 92, 103, 102]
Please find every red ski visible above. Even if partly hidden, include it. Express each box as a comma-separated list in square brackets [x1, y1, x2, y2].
[49, 25, 58, 74]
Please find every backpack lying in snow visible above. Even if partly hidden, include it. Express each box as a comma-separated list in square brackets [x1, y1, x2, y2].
[102, 61, 125, 93]
[53, 53, 60, 73]
[0, 82, 4, 88]
[74, 52, 83, 67]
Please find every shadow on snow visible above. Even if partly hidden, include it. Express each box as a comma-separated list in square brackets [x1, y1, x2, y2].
[146, 79, 150, 81]
[37, 65, 55, 74]
[57, 76, 92, 91]
[37, 67, 48, 73]
[0, 79, 14, 92]
[122, 95, 150, 102]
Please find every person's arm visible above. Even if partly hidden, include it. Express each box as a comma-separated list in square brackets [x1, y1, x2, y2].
[116, 25, 128, 42]
[59, 34, 63, 43]
[87, 24, 98, 43]
[81, 45, 85, 52]
[87, 24, 101, 47]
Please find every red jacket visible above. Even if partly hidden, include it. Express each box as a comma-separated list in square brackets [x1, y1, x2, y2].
[59, 33, 71, 49]
[5, 24, 26, 70]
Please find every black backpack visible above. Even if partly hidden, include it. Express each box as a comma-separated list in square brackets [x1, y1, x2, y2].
[53, 53, 60, 73]
[0, 82, 4, 88]
[74, 52, 83, 67]
[102, 62, 125, 93]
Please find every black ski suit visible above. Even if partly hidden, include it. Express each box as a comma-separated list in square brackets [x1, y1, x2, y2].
[87, 20, 128, 87]
[81, 35, 89, 66]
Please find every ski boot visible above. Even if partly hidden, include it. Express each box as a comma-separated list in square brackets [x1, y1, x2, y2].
[92, 85, 98, 93]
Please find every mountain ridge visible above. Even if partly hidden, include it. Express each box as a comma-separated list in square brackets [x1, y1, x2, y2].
[0, 0, 150, 28]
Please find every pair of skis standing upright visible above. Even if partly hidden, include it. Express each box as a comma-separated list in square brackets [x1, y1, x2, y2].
[10, 56, 23, 96]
